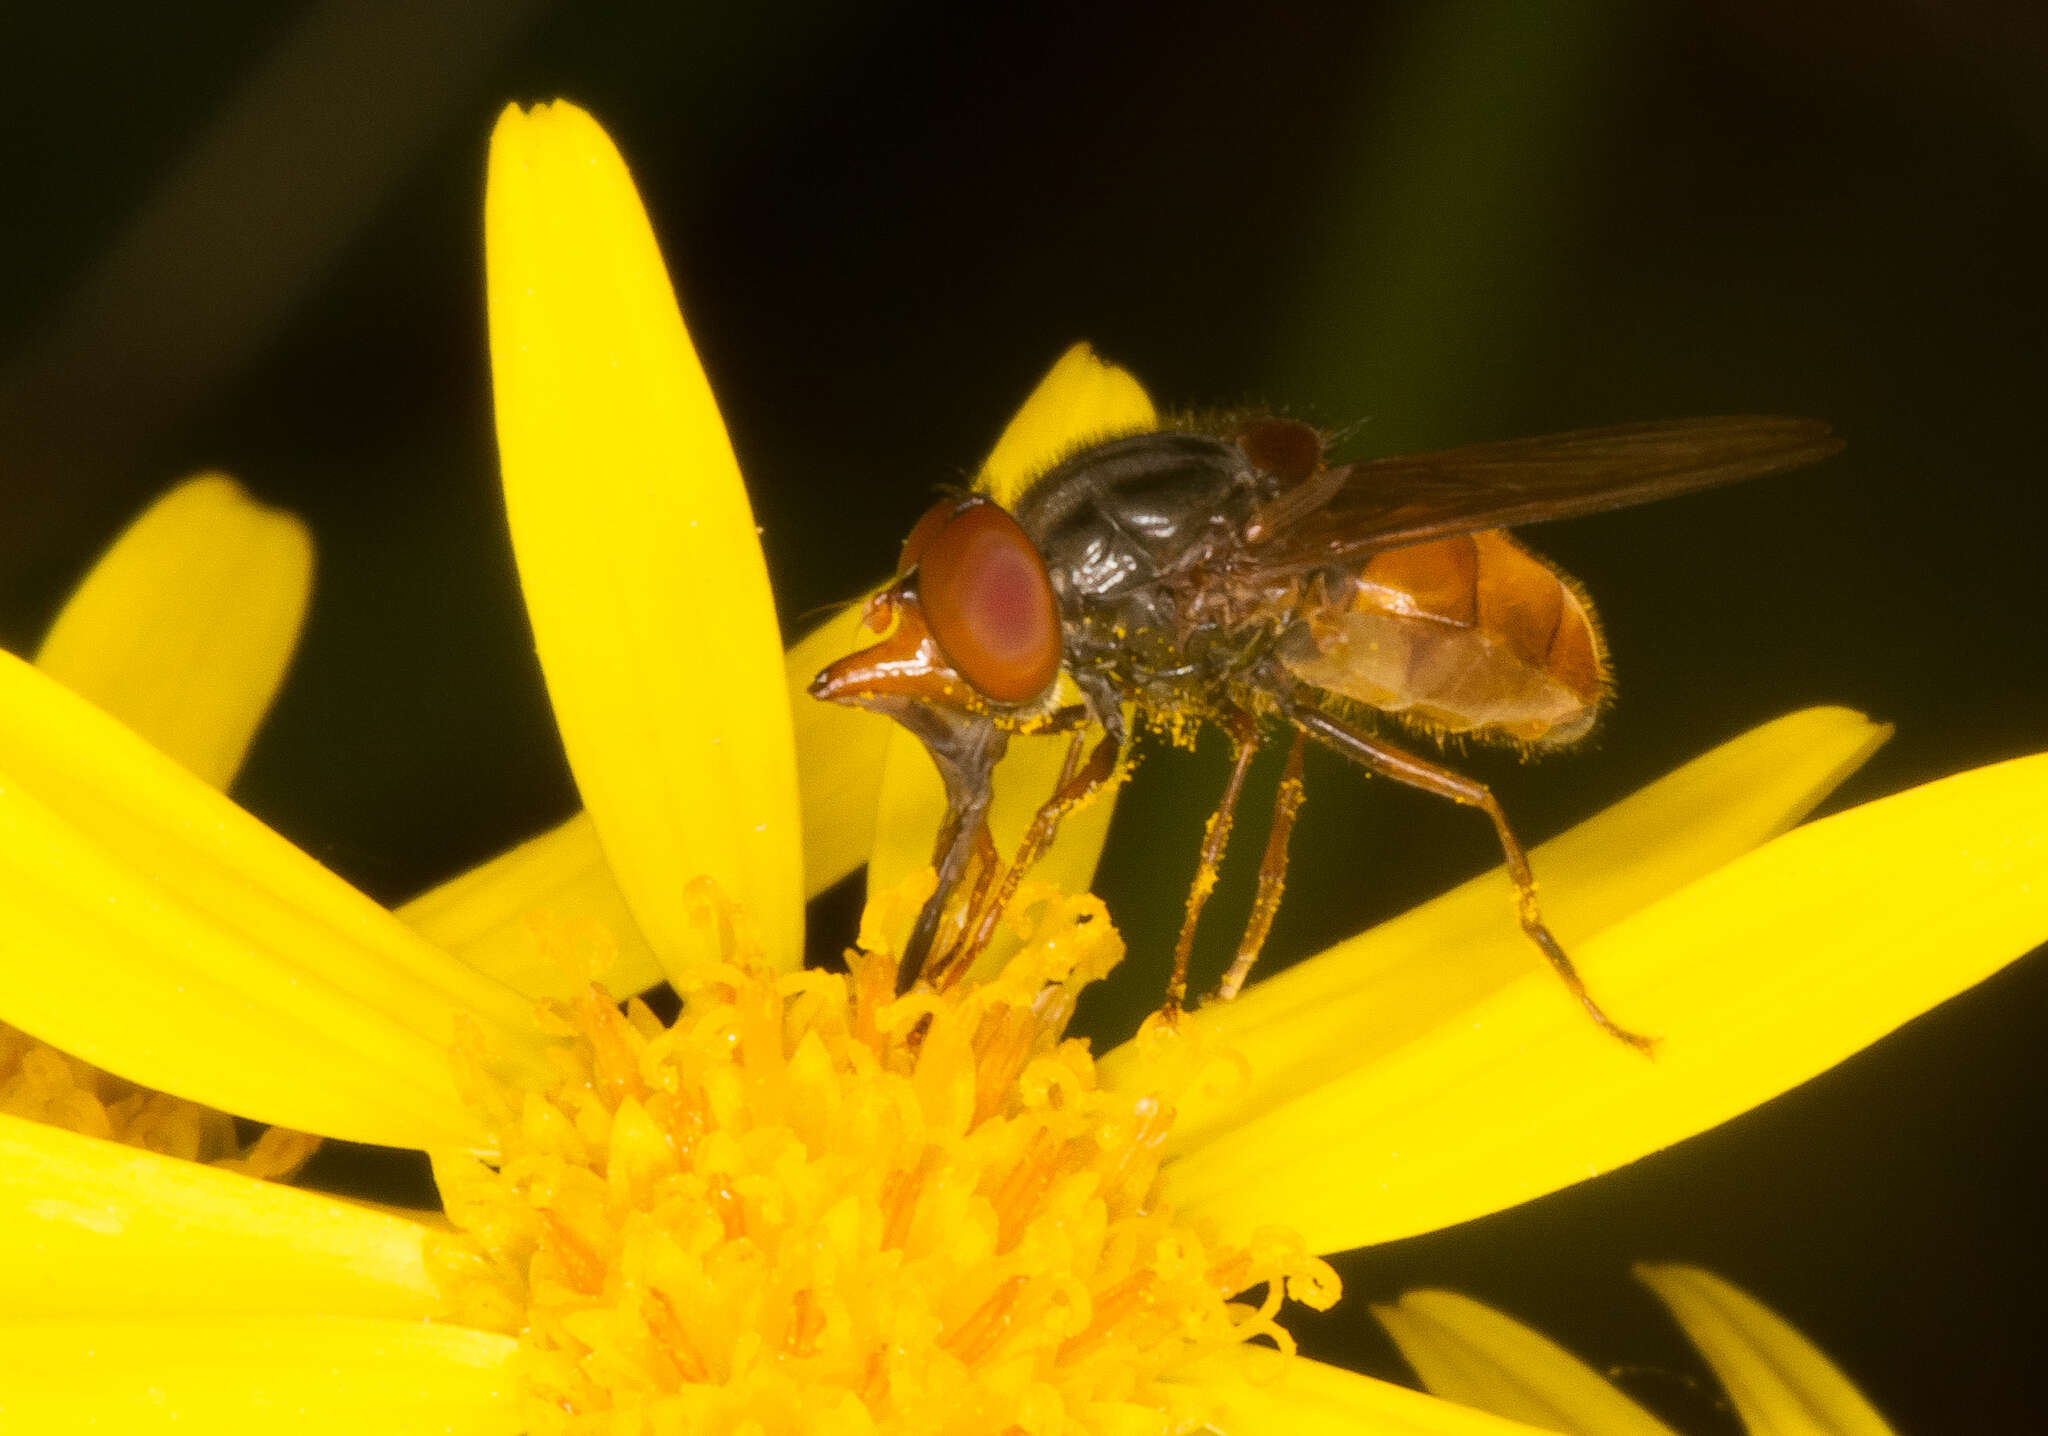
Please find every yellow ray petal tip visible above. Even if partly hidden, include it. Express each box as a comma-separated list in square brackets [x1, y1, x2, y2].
[1635, 1263, 1897, 1436]
[978, 341, 1158, 505]
[486, 97, 804, 978]
[35, 473, 313, 791]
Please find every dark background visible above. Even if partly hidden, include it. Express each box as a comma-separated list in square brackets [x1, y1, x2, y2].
[4, 2, 2045, 1429]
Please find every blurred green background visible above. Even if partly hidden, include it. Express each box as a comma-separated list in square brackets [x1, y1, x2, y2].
[4, 1, 2045, 1428]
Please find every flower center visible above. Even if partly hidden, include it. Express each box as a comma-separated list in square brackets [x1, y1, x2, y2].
[428, 884, 1336, 1436]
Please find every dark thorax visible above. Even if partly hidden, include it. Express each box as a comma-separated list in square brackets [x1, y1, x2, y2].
[1010, 430, 1301, 723]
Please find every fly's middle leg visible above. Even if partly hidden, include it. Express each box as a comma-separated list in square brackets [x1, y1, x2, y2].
[1214, 728, 1307, 1002]
[1165, 713, 1260, 1017]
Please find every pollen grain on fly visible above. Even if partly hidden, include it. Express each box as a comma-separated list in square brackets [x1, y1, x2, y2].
[426, 887, 1336, 1436]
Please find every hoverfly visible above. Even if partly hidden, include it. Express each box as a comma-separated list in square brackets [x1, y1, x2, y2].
[810, 412, 1841, 1050]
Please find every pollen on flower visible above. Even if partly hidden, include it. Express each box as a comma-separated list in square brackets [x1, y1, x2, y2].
[427, 883, 1337, 1436]
[0, 1021, 320, 1178]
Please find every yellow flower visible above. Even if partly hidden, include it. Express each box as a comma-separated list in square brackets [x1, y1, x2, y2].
[0, 98, 2042, 1433]
[0, 475, 322, 1177]
[1376, 1265, 1899, 1435]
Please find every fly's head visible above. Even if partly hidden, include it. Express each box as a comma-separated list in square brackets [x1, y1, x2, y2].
[808, 494, 1067, 807]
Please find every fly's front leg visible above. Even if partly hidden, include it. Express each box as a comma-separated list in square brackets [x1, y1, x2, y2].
[1165, 713, 1261, 1017]
[933, 728, 1121, 989]
[927, 822, 1000, 981]
[902, 796, 993, 993]
[1278, 691, 1656, 1055]
[897, 717, 1008, 994]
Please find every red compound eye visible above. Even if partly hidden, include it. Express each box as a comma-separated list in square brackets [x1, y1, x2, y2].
[898, 498, 956, 574]
[915, 499, 1061, 705]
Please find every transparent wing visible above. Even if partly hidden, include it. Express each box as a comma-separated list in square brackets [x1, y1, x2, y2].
[1243, 416, 1841, 573]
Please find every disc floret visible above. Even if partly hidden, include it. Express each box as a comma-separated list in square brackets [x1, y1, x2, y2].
[429, 887, 1336, 1436]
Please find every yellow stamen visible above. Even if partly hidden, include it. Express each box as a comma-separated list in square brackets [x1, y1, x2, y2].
[429, 886, 1335, 1436]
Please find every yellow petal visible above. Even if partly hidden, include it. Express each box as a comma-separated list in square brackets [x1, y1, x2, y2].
[1181, 1349, 1566, 1435]
[397, 811, 664, 1001]
[402, 611, 888, 999]
[1163, 745, 2048, 1254]
[486, 101, 802, 975]
[1374, 1291, 1675, 1436]
[978, 341, 1158, 505]
[34, 474, 312, 791]
[787, 603, 892, 893]
[1636, 1264, 1896, 1436]
[0, 1113, 437, 1319]
[0, 650, 541, 1150]
[1119, 707, 1889, 1155]
[867, 346, 1155, 934]
[0, 1316, 519, 1435]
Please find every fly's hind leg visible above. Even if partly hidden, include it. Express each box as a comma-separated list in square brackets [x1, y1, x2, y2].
[1277, 690, 1656, 1055]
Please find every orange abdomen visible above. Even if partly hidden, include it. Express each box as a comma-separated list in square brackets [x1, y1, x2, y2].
[1279, 529, 1608, 747]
